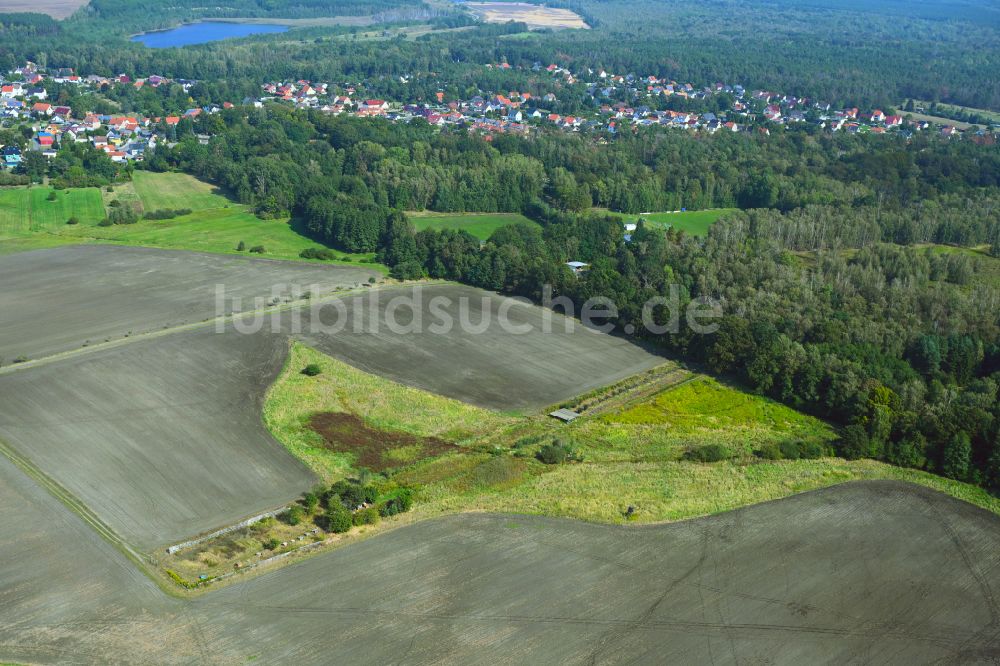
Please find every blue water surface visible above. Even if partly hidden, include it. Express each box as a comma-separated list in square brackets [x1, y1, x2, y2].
[131, 21, 288, 48]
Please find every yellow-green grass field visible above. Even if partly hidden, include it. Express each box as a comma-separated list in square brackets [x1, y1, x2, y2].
[131, 170, 233, 212]
[579, 375, 835, 462]
[406, 211, 539, 240]
[599, 208, 738, 236]
[0, 172, 385, 270]
[265, 343, 1000, 531]
[0, 186, 105, 236]
[60, 206, 381, 267]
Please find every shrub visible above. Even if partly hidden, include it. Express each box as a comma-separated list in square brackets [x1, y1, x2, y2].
[285, 505, 305, 526]
[329, 479, 377, 509]
[108, 199, 121, 207]
[684, 444, 729, 462]
[779, 440, 802, 460]
[66, 216, 79, 225]
[536, 440, 578, 465]
[378, 489, 414, 517]
[301, 363, 322, 377]
[46, 191, 57, 201]
[837, 425, 870, 460]
[353, 506, 380, 526]
[755, 442, 783, 460]
[106, 185, 114, 192]
[263, 537, 280, 550]
[799, 440, 826, 459]
[323, 503, 353, 533]
[143, 208, 192, 220]
[98, 218, 113, 227]
[390, 259, 424, 280]
[368, 276, 376, 283]
[301, 491, 319, 513]
[236, 240, 246, 252]
[248, 245, 266, 254]
[299, 247, 337, 261]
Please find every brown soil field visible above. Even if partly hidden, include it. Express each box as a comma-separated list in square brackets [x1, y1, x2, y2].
[0, 325, 317, 551]
[296, 284, 664, 411]
[309, 411, 458, 471]
[0, 244, 378, 362]
[1, 481, 999, 663]
[467, 2, 589, 29]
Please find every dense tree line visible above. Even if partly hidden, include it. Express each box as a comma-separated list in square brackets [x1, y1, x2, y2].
[154, 108, 1000, 254]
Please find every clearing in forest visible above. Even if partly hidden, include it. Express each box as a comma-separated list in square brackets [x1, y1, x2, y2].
[407, 211, 539, 240]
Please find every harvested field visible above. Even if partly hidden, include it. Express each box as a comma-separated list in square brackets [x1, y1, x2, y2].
[2, 481, 999, 663]
[309, 412, 458, 471]
[0, 325, 316, 551]
[0, 245, 379, 362]
[296, 284, 664, 411]
[0, 0, 87, 18]
[467, 2, 589, 29]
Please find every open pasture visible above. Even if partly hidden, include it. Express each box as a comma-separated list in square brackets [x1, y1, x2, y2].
[63, 205, 379, 264]
[0, 245, 379, 362]
[131, 170, 231, 212]
[407, 211, 539, 240]
[0, 186, 104, 235]
[466, 2, 589, 29]
[0, 325, 317, 551]
[296, 284, 664, 411]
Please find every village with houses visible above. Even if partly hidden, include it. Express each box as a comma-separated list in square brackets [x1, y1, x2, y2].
[1, 57, 997, 172]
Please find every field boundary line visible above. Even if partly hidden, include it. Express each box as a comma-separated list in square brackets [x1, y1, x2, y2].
[0, 281, 434, 378]
[0, 435, 185, 598]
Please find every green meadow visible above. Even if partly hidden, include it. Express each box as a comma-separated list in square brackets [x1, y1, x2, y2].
[599, 208, 738, 236]
[0, 172, 383, 269]
[0, 186, 105, 236]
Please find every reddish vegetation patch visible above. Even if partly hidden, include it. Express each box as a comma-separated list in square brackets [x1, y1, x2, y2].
[309, 412, 458, 472]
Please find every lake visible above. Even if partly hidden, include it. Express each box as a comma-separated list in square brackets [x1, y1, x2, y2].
[131, 21, 288, 48]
